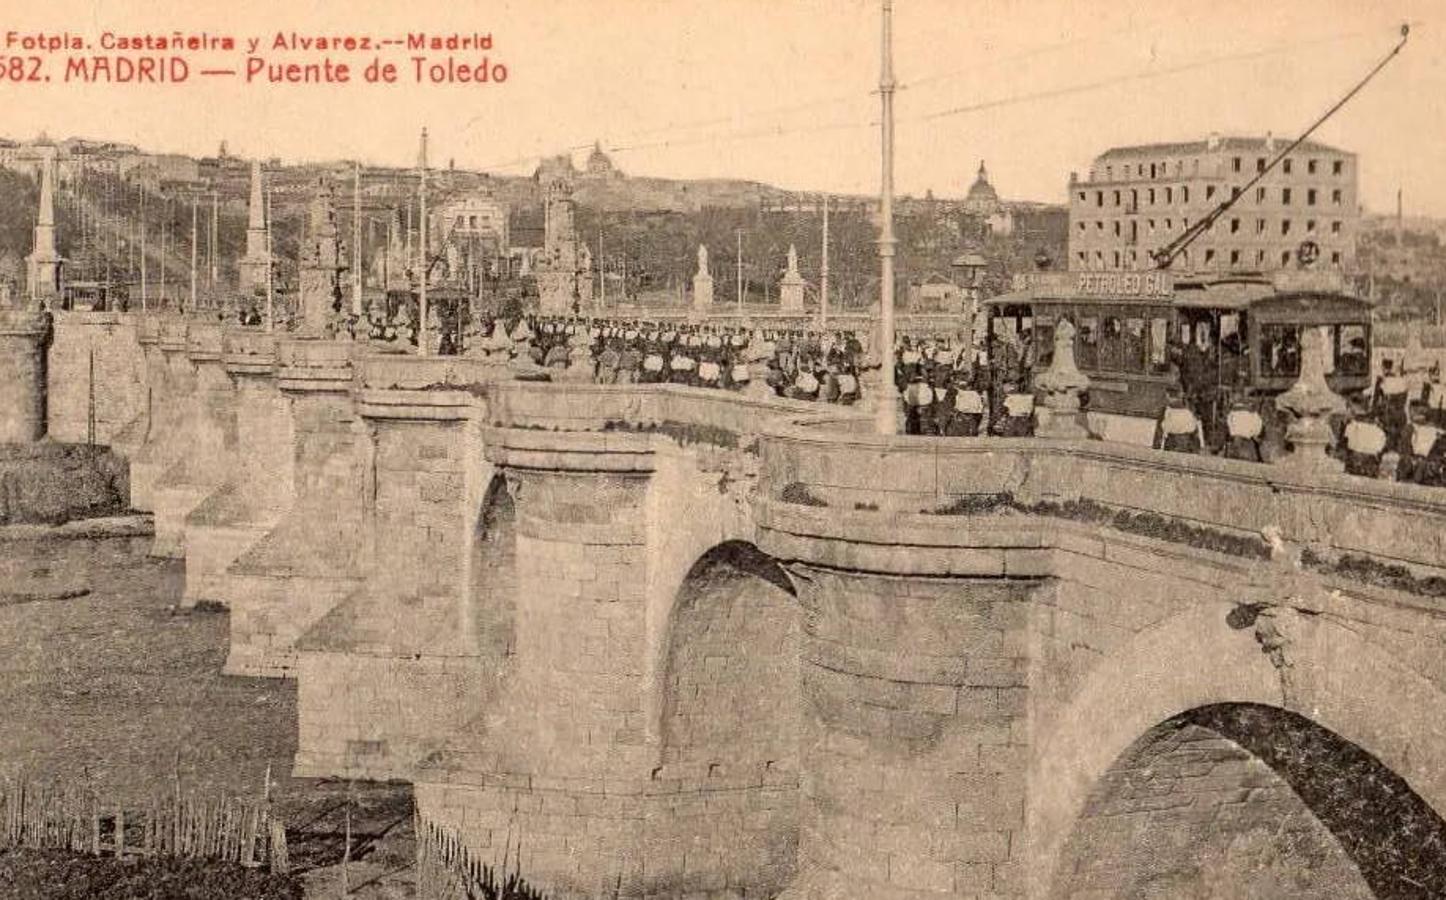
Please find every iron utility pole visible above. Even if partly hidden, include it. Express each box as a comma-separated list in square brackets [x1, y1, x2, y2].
[210, 189, 218, 290]
[189, 196, 197, 312]
[140, 188, 148, 310]
[874, 0, 900, 435]
[418, 127, 430, 356]
[736, 227, 744, 312]
[265, 187, 274, 332]
[352, 160, 363, 317]
[598, 223, 606, 306]
[820, 194, 831, 330]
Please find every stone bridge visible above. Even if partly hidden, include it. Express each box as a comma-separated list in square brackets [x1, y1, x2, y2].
[26, 311, 1446, 899]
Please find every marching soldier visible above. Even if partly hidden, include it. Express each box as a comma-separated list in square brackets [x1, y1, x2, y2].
[903, 370, 933, 435]
[946, 373, 986, 437]
[1154, 388, 1204, 453]
[1222, 396, 1265, 462]
[1342, 394, 1388, 478]
[1398, 406, 1444, 485]
[1373, 358, 1410, 455]
[998, 385, 1036, 437]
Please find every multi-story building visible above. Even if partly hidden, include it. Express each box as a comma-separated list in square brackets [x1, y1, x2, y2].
[1067, 134, 1359, 275]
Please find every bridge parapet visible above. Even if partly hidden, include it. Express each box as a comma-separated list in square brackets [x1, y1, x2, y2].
[221, 327, 278, 376]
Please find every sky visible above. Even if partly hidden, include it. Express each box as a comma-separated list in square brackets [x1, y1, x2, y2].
[4, 0, 1442, 215]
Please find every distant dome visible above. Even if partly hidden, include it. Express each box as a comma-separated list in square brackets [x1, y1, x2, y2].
[965, 160, 998, 211]
[586, 141, 616, 176]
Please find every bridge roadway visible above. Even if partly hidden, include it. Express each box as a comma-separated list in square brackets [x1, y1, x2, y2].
[31, 310, 1446, 898]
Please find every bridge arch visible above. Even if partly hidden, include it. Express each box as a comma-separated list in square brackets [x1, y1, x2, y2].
[1051, 702, 1446, 898]
[1031, 600, 1446, 899]
[651, 539, 801, 896]
[467, 471, 516, 659]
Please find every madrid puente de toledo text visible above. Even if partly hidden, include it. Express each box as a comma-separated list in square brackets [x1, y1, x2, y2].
[3, 39, 1446, 900]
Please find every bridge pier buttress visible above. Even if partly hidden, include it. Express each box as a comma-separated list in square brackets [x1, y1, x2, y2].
[129, 316, 190, 512]
[0, 310, 50, 444]
[181, 328, 293, 608]
[293, 355, 494, 781]
[758, 502, 1045, 900]
[153, 321, 237, 559]
[222, 339, 366, 678]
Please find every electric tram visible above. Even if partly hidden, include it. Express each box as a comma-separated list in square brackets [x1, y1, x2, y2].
[984, 267, 1373, 445]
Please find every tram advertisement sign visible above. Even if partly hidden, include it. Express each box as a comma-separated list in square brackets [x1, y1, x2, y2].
[1012, 271, 1174, 299]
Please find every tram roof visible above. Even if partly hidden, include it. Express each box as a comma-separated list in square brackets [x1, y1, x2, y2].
[986, 269, 1371, 312]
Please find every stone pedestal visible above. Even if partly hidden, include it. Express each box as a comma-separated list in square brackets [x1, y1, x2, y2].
[1033, 318, 1090, 439]
[1275, 326, 1346, 474]
[692, 272, 714, 311]
[0, 310, 51, 443]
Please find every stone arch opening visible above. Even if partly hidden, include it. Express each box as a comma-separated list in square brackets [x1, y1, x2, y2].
[468, 472, 516, 659]
[653, 540, 801, 895]
[1052, 702, 1446, 899]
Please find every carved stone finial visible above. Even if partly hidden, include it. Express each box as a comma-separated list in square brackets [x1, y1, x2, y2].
[1033, 317, 1091, 438]
[1275, 326, 1346, 473]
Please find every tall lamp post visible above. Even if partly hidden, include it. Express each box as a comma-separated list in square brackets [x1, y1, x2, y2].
[874, 0, 900, 434]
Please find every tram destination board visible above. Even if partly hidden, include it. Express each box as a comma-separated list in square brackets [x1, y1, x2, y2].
[1012, 270, 1175, 299]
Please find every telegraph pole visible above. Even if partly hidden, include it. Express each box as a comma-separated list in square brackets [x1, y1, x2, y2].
[210, 189, 218, 290]
[874, 0, 900, 435]
[140, 187, 148, 310]
[265, 187, 274, 332]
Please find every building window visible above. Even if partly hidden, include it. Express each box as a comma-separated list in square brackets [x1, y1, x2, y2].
[1231, 186, 1241, 200]
[1166, 187, 1174, 204]
[1282, 188, 1292, 205]
[1114, 221, 1121, 236]
[1148, 188, 1156, 205]
[1307, 188, 1317, 206]
[1256, 218, 1266, 234]
[1078, 221, 1086, 231]
[1183, 186, 1190, 203]
[1283, 159, 1292, 174]
[1257, 250, 1266, 264]
[1233, 157, 1242, 173]
[1331, 220, 1342, 235]
[1095, 251, 1104, 268]
[1096, 191, 1104, 207]
[1257, 157, 1266, 173]
[1096, 220, 1104, 230]
[1308, 159, 1318, 174]
[1165, 218, 1173, 230]
[1282, 219, 1292, 236]
[1106, 166, 1113, 179]
[1331, 251, 1341, 264]
[1282, 250, 1292, 265]
[1150, 163, 1157, 178]
[1256, 187, 1266, 203]
[1230, 249, 1241, 265]
[1306, 220, 1317, 233]
[1077, 251, 1086, 265]
[1205, 249, 1215, 265]
[1114, 190, 1121, 206]
[1332, 188, 1342, 205]
[1230, 217, 1241, 233]
[1148, 219, 1156, 233]
[1113, 250, 1121, 268]
[1333, 160, 1344, 175]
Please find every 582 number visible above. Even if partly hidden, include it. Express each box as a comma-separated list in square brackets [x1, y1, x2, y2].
[0, 57, 43, 81]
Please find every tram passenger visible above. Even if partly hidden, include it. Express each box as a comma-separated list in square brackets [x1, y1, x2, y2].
[1154, 388, 1204, 454]
[1222, 397, 1265, 463]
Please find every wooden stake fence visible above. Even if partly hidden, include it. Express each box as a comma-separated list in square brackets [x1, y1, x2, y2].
[0, 777, 287, 875]
[416, 819, 549, 900]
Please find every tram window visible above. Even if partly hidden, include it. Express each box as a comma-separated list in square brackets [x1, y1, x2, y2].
[1123, 318, 1147, 372]
[1099, 317, 1124, 371]
[1337, 324, 1369, 376]
[1077, 317, 1100, 369]
[1261, 325, 1301, 378]
[1149, 318, 1171, 375]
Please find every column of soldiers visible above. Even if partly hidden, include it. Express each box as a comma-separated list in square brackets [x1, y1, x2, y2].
[464, 315, 871, 403]
[1333, 359, 1445, 485]
[896, 331, 1037, 437]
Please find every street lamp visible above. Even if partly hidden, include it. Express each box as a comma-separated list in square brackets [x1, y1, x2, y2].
[874, 0, 900, 435]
